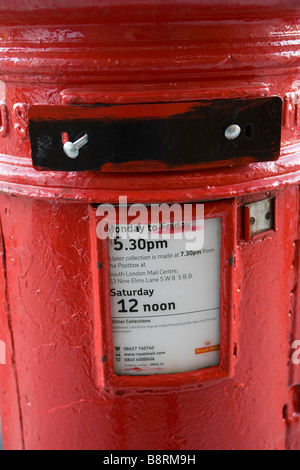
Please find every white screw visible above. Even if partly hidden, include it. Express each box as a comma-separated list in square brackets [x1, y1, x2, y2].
[63, 134, 88, 159]
[224, 124, 241, 140]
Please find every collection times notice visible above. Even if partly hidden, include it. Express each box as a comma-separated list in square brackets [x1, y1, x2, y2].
[109, 218, 221, 375]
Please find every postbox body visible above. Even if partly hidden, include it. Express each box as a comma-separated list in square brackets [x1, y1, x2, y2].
[0, 0, 299, 450]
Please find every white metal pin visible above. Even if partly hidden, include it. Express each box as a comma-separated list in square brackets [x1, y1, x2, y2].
[63, 134, 88, 158]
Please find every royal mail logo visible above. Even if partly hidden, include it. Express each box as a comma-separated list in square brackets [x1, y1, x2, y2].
[195, 344, 220, 355]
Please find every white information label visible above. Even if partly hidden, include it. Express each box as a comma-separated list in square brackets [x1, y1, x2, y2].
[109, 218, 221, 375]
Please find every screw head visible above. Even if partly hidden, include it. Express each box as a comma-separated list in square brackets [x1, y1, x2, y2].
[225, 124, 241, 140]
[265, 211, 271, 220]
[63, 141, 79, 159]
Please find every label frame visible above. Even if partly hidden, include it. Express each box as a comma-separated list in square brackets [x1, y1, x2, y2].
[92, 199, 237, 391]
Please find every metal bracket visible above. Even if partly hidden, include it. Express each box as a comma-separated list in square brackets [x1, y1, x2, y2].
[28, 97, 282, 172]
[244, 198, 275, 240]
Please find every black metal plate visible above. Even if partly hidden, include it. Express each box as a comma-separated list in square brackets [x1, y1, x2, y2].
[29, 97, 282, 171]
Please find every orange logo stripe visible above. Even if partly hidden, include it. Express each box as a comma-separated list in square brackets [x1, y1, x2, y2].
[195, 344, 220, 355]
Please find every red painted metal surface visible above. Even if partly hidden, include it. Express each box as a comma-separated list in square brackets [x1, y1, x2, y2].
[0, 0, 299, 450]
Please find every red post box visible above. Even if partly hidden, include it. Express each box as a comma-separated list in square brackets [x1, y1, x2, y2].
[0, 0, 299, 450]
